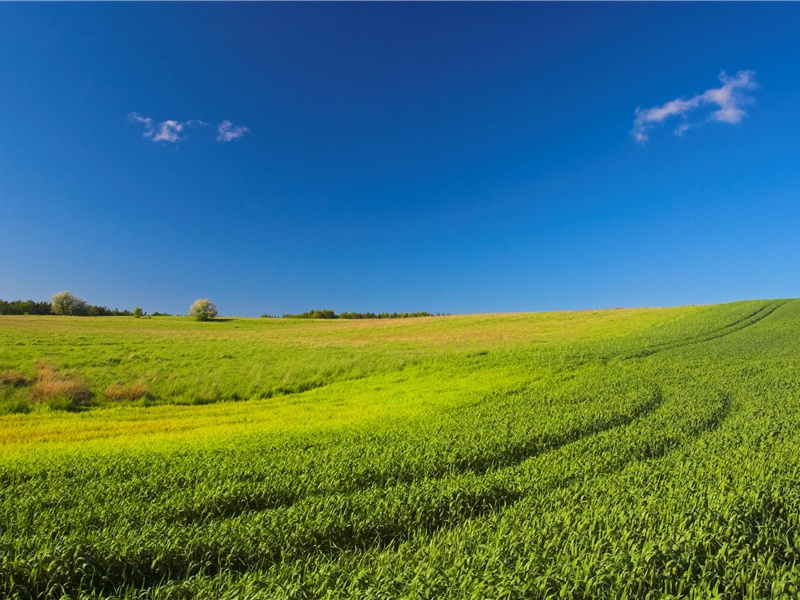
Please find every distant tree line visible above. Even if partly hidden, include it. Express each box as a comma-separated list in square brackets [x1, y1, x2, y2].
[278, 309, 439, 319]
[0, 299, 53, 315]
[0, 294, 132, 316]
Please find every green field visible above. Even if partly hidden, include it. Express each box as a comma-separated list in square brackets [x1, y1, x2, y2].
[2, 300, 800, 598]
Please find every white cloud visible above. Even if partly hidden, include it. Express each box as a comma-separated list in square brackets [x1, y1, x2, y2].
[632, 70, 757, 143]
[217, 120, 250, 142]
[129, 114, 248, 144]
[128, 112, 153, 129]
[150, 120, 184, 143]
[128, 112, 184, 143]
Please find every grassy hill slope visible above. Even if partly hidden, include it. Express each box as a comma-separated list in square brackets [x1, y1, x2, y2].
[1, 299, 799, 598]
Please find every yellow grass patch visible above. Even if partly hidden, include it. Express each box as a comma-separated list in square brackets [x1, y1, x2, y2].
[104, 382, 153, 402]
[31, 363, 92, 405]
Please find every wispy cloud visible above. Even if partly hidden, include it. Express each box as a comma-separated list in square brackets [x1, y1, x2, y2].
[217, 120, 250, 142]
[128, 113, 248, 143]
[150, 120, 184, 143]
[128, 113, 185, 143]
[128, 113, 153, 129]
[632, 70, 757, 143]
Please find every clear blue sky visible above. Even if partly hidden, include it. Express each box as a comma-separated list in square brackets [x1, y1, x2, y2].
[2, 3, 799, 316]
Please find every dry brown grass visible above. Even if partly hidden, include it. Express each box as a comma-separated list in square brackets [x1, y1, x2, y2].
[31, 362, 93, 405]
[0, 370, 31, 387]
[104, 382, 153, 402]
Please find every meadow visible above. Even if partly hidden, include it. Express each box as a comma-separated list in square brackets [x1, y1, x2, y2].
[1, 299, 799, 598]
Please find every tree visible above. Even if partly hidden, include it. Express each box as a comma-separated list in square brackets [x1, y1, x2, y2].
[51, 291, 89, 316]
[133, 307, 144, 318]
[189, 298, 218, 321]
[0, 299, 52, 315]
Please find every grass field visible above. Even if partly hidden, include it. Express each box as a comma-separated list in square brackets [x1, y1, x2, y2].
[2, 299, 800, 598]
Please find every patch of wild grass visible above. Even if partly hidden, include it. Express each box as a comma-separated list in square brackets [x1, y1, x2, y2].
[104, 382, 153, 402]
[0, 369, 32, 388]
[30, 362, 92, 410]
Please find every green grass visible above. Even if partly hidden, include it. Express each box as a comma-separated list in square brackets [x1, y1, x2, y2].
[2, 299, 800, 598]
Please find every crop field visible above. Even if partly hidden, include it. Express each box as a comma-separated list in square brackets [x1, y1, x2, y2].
[2, 299, 800, 598]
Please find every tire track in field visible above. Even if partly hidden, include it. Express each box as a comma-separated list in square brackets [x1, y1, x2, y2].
[622, 300, 786, 360]
[8, 373, 737, 597]
[178, 308, 743, 589]
[165, 301, 774, 526]
[3, 308, 755, 597]
[221, 386, 735, 597]
[160, 380, 665, 527]
[313, 387, 731, 553]
[10, 384, 671, 599]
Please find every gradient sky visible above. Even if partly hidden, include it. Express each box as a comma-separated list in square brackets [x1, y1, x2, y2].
[2, 3, 799, 316]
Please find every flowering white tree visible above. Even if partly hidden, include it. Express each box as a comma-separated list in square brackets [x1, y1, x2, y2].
[51, 291, 89, 316]
[189, 298, 218, 321]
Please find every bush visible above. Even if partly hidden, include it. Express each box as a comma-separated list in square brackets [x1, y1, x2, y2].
[189, 298, 218, 321]
[51, 291, 89, 316]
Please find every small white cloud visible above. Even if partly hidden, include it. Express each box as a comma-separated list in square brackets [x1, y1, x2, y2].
[150, 120, 184, 143]
[128, 113, 185, 143]
[632, 70, 757, 143]
[129, 114, 249, 144]
[217, 120, 250, 142]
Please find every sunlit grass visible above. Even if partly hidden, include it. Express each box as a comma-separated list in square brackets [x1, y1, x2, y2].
[2, 299, 799, 598]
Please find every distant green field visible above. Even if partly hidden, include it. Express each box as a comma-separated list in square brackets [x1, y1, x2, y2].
[2, 300, 800, 598]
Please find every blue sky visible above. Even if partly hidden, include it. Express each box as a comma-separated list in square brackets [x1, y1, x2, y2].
[1, 3, 799, 316]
